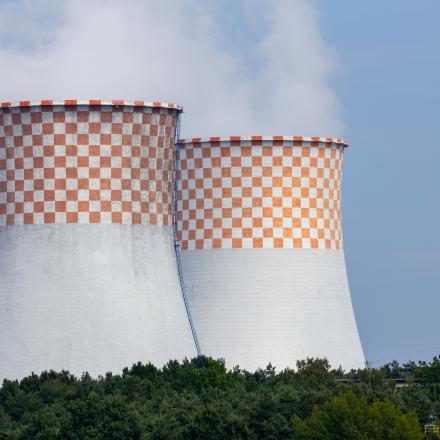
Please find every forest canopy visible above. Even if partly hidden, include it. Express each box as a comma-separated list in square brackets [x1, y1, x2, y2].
[1, 356, 440, 439]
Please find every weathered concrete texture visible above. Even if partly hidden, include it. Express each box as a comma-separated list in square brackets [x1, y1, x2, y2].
[180, 248, 364, 371]
[0, 225, 196, 380]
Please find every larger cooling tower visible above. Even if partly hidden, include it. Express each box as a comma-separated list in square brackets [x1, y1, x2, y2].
[0, 100, 197, 380]
[176, 136, 364, 371]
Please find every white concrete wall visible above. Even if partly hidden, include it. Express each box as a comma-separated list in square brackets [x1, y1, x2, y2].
[180, 248, 364, 371]
[0, 224, 197, 380]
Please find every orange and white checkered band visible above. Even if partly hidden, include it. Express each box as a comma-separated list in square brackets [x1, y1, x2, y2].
[1, 100, 183, 111]
[0, 102, 180, 226]
[176, 137, 346, 251]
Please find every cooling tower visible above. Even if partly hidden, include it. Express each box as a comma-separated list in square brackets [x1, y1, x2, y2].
[176, 136, 364, 371]
[0, 100, 197, 380]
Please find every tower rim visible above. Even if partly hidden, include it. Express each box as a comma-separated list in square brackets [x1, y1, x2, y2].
[177, 136, 348, 147]
[0, 99, 183, 112]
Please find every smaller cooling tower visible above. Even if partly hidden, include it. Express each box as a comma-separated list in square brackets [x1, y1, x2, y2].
[176, 136, 364, 371]
[0, 100, 197, 380]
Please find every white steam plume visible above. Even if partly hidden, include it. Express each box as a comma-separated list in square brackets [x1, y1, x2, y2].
[0, 0, 344, 137]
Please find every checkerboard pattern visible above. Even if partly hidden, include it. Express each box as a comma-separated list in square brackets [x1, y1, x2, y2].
[176, 137, 346, 251]
[0, 102, 180, 226]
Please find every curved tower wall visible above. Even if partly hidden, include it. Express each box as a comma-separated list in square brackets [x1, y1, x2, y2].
[0, 100, 197, 380]
[176, 136, 364, 371]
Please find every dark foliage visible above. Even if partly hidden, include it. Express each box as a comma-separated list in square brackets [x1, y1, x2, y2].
[1, 356, 439, 439]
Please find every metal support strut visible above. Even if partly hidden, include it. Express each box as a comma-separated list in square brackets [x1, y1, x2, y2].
[172, 114, 201, 355]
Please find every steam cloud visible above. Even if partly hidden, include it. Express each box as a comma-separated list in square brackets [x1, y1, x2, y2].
[0, 0, 344, 137]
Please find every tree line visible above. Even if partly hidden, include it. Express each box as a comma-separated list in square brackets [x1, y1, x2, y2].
[1, 355, 440, 439]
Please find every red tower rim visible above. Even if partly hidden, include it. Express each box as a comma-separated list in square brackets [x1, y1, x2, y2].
[177, 136, 348, 147]
[0, 99, 183, 111]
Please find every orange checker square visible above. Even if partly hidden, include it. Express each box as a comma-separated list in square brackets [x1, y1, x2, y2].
[231, 157, 241, 167]
[274, 238, 284, 248]
[212, 238, 222, 249]
[55, 201, 66, 212]
[44, 190, 55, 201]
[222, 208, 232, 218]
[221, 167, 231, 177]
[34, 202, 44, 213]
[44, 213, 55, 223]
[263, 167, 272, 177]
[14, 158, 24, 169]
[301, 208, 309, 218]
[232, 198, 242, 208]
[253, 237, 263, 248]
[111, 212, 122, 223]
[23, 213, 34, 224]
[89, 190, 100, 201]
[54, 156, 66, 167]
[89, 212, 101, 223]
[252, 217, 262, 227]
[232, 238, 242, 248]
[66, 145, 77, 156]
[282, 187, 292, 198]
[222, 187, 232, 198]
[242, 228, 252, 238]
[283, 228, 293, 238]
[301, 188, 309, 198]
[242, 208, 252, 218]
[33, 157, 44, 168]
[111, 189, 122, 201]
[272, 177, 282, 187]
[78, 179, 89, 190]
[252, 197, 262, 207]
[44, 168, 55, 179]
[66, 190, 78, 201]
[222, 228, 232, 238]
[78, 201, 89, 212]
[232, 218, 242, 228]
[196, 219, 204, 229]
[273, 217, 283, 228]
[273, 156, 283, 166]
[100, 201, 112, 212]
[263, 187, 272, 197]
[302, 147, 311, 157]
[54, 134, 65, 145]
[66, 167, 77, 178]
[292, 218, 301, 228]
[272, 197, 282, 208]
[242, 167, 252, 177]
[252, 156, 262, 167]
[263, 228, 273, 238]
[220, 147, 230, 157]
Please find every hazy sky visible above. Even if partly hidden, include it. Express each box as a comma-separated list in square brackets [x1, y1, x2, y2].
[1, 0, 438, 366]
[317, 0, 440, 367]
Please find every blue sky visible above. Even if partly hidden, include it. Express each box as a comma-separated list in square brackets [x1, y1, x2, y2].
[0, 0, 438, 366]
[316, 0, 440, 365]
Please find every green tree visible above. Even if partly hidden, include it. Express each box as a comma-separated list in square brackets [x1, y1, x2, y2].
[292, 391, 422, 440]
